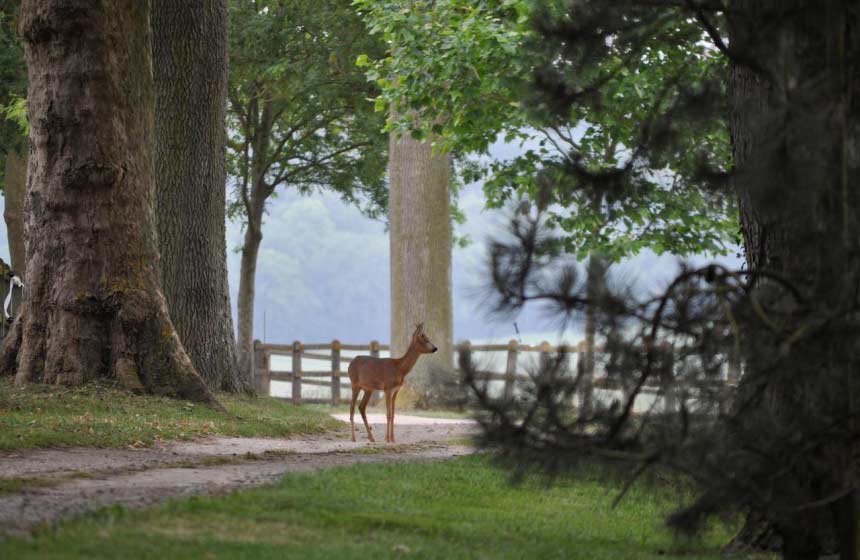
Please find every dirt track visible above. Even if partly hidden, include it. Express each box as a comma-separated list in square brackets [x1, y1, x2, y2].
[0, 415, 477, 535]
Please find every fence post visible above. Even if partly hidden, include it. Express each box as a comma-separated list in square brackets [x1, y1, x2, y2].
[457, 339, 472, 379]
[539, 341, 551, 372]
[504, 339, 518, 400]
[720, 342, 742, 414]
[253, 339, 270, 396]
[727, 343, 741, 385]
[292, 340, 303, 405]
[331, 339, 341, 406]
[661, 342, 676, 414]
[577, 340, 594, 416]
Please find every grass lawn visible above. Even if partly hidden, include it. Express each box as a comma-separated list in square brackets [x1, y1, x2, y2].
[0, 456, 754, 559]
[0, 379, 343, 449]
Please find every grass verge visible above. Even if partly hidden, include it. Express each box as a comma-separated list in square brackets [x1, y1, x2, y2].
[0, 471, 97, 497]
[0, 456, 751, 559]
[0, 379, 343, 449]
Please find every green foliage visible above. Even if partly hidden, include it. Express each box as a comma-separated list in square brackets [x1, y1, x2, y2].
[1, 456, 738, 559]
[2, 94, 27, 135]
[226, 0, 388, 223]
[354, 0, 532, 153]
[0, 1, 27, 191]
[354, 0, 738, 261]
[0, 379, 341, 449]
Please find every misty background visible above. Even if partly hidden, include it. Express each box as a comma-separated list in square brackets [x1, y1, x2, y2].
[0, 141, 743, 348]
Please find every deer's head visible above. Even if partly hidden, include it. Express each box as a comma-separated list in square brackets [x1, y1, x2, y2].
[411, 323, 438, 354]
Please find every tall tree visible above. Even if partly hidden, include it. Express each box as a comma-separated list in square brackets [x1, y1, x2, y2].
[152, 0, 247, 392]
[356, 0, 734, 405]
[227, 0, 387, 378]
[388, 130, 453, 405]
[3, 0, 216, 405]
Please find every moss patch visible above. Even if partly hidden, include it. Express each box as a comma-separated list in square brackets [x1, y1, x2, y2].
[0, 379, 342, 450]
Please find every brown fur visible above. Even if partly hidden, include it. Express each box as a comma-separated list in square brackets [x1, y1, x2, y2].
[347, 323, 437, 443]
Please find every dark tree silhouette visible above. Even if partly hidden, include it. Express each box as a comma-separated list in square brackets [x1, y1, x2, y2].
[462, 3, 860, 559]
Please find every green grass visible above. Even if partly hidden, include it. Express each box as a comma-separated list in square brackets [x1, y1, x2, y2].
[0, 379, 343, 449]
[0, 456, 754, 559]
[0, 475, 64, 496]
[0, 471, 96, 497]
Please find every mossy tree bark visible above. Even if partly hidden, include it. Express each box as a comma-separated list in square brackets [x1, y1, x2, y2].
[1, 0, 217, 405]
[152, 0, 248, 393]
[389, 129, 453, 406]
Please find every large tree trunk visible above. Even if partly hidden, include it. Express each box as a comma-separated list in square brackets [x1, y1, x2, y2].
[728, 2, 860, 558]
[3, 0, 217, 405]
[4, 147, 26, 277]
[152, 0, 247, 393]
[389, 130, 453, 407]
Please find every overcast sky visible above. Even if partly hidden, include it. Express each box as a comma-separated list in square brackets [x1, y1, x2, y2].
[222, 179, 742, 348]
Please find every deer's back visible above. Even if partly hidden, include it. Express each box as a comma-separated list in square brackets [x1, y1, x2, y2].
[348, 355, 399, 390]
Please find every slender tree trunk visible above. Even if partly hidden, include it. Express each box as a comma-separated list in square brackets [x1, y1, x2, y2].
[152, 0, 247, 393]
[583, 255, 608, 416]
[3, 147, 25, 277]
[2, 0, 217, 405]
[235, 97, 273, 383]
[236, 223, 262, 384]
[389, 129, 453, 407]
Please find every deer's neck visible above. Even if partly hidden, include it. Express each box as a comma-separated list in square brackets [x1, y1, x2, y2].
[395, 344, 421, 377]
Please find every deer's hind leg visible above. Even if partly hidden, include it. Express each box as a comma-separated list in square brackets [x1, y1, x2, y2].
[349, 386, 361, 442]
[384, 390, 393, 443]
[358, 389, 375, 443]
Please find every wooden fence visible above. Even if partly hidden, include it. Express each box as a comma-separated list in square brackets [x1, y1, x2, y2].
[252, 338, 743, 407]
[253, 339, 387, 405]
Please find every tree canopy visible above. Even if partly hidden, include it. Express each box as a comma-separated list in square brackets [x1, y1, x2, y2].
[227, 0, 390, 377]
[226, 0, 388, 227]
[354, 0, 737, 260]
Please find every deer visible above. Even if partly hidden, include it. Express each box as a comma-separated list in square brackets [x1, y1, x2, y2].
[348, 323, 438, 443]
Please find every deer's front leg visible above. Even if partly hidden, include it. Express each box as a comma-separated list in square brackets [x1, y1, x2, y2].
[384, 390, 393, 443]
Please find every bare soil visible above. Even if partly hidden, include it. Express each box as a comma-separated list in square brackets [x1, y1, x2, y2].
[0, 415, 477, 535]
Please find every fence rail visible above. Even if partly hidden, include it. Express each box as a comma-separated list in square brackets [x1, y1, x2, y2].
[252, 338, 741, 407]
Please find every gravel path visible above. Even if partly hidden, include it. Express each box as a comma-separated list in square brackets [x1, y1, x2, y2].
[0, 415, 478, 535]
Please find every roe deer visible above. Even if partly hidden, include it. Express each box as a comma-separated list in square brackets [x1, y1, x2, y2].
[348, 323, 437, 443]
